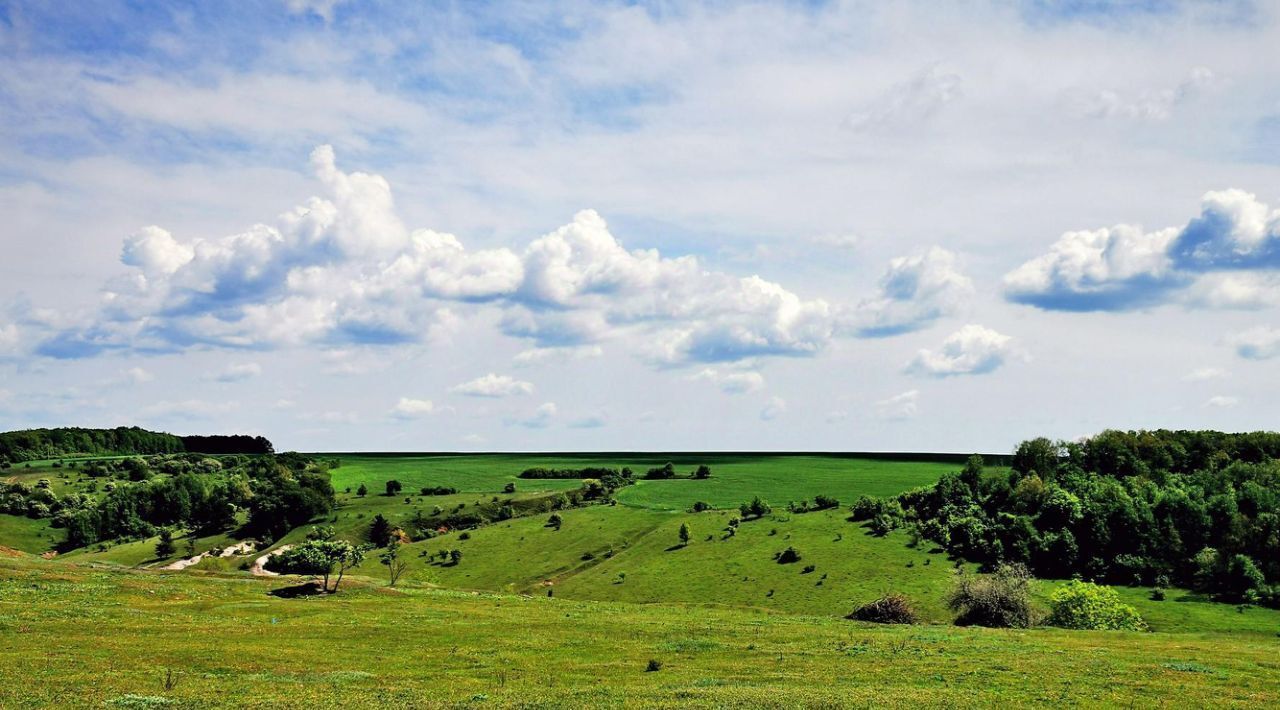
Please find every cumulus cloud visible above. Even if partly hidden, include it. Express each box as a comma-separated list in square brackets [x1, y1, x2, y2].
[690, 368, 765, 394]
[451, 373, 534, 398]
[760, 396, 787, 421]
[875, 390, 919, 420]
[851, 248, 973, 336]
[35, 146, 963, 371]
[1227, 326, 1280, 360]
[391, 397, 436, 418]
[1006, 190, 1280, 311]
[906, 325, 1020, 377]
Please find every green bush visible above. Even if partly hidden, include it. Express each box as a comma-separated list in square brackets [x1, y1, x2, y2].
[1046, 580, 1148, 631]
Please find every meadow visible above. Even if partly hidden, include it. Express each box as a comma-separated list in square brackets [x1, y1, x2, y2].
[3, 450, 1278, 707]
[1, 557, 1278, 708]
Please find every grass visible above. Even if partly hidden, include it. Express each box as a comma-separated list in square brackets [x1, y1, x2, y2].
[1, 557, 1277, 707]
[0, 514, 56, 555]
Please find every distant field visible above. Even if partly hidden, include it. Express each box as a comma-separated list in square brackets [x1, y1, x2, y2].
[6, 451, 1279, 640]
[329, 453, 962, 511]
[1, 558, 1277, 708]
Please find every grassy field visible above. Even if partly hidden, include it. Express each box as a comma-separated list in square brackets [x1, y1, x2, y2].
[0, 514, 56, 555]
[0, 557, 1277, 708]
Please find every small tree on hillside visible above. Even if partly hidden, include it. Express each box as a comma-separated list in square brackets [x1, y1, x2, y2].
[380, 538, 409, 587]
[155, 528, 177, 558]
[356, 483, 368, 497]
[503, 482, 516, 494]
[385, 480, 403, 497]
[694, 465, 712, 479]
[369, 514, 393, 547]
[449, 549, 463, 566]
[740, 496, 772, 520]
[266, 540, 368, 593]
[678, 523, 690, 546]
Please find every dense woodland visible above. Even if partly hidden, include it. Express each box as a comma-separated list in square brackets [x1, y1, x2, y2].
[0, 427, 273, 463]
[884, 430, 1280, 608]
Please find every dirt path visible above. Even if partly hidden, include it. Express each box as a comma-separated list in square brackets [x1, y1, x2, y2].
[162, 540, 257, 571]
[250, 544, 293, 576]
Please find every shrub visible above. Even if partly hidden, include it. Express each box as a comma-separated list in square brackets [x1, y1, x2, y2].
[503, 482, 516, 494]
[1046, 580, 1148, 631]
[356, 483, 368, 497]
[385, 480, 403, 496]
[946, 563, 1037, 628]
[645, 659, 663, 672]
[739, 496, 772, 520]
[547, 513, 562, 528]
[693, 465, 711, 479]
[1150, 587, 1166, 601]
[812, 494, 839, 510]
[775, 546, 801, 564]
[848, 593, 919, 624]
[690, 501, 712, 513]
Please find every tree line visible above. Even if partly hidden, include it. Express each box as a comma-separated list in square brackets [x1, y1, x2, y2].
[0, 426, 274, 463]
[888, 430, 1280, 608]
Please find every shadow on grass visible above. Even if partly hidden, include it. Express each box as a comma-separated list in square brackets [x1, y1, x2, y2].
[269, 581, 327, 598]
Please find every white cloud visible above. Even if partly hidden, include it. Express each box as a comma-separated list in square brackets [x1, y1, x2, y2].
[207, 362, 263, 383]
[1006, 190, 1280, 311]
[391, 397, 436, 418]
[451, 373, 534, 398]
[517, 402, 557, 429]
[906, 325, 1020, 378]
[1204, 395, 1240, 408]
[1227, 327, 1280, 360]
[875, 390, 919, 420]
[690, 368, 765, 394]
[760, 396, 787, 421]
[1183, 367, 1229, 382]
[513, 344, 604, 366]
[851, 248, 973, 337]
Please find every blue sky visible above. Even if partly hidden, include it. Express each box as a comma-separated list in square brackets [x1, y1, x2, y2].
[1, 0, 1279, 452]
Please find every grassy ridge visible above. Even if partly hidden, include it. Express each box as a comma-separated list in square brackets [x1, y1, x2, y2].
[0, 557, 1277, 708]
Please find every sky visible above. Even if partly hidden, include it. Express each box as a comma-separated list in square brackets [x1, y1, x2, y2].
[1, 0, 1279, 453]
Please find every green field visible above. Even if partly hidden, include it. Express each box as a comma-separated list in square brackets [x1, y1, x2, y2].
[0, 557, 1277, 708]
[3, 451, 1278, 706]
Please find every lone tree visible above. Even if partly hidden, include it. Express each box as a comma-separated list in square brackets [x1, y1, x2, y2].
[739, 496, 772, 520]
[266, 540, 368, 593]
[385, 480, 403, 497]
[449, 549, 463, 566]
[678, 523, 691, 546]
[155, 528, 177, 558]
[356, 483, 368, 497]
[380, 539, 409, 587]
[368, 514, 393, 547]
[694, 465, 712, 479]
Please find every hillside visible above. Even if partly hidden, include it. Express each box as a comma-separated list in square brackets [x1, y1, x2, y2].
[0, 557, 1277, 708]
